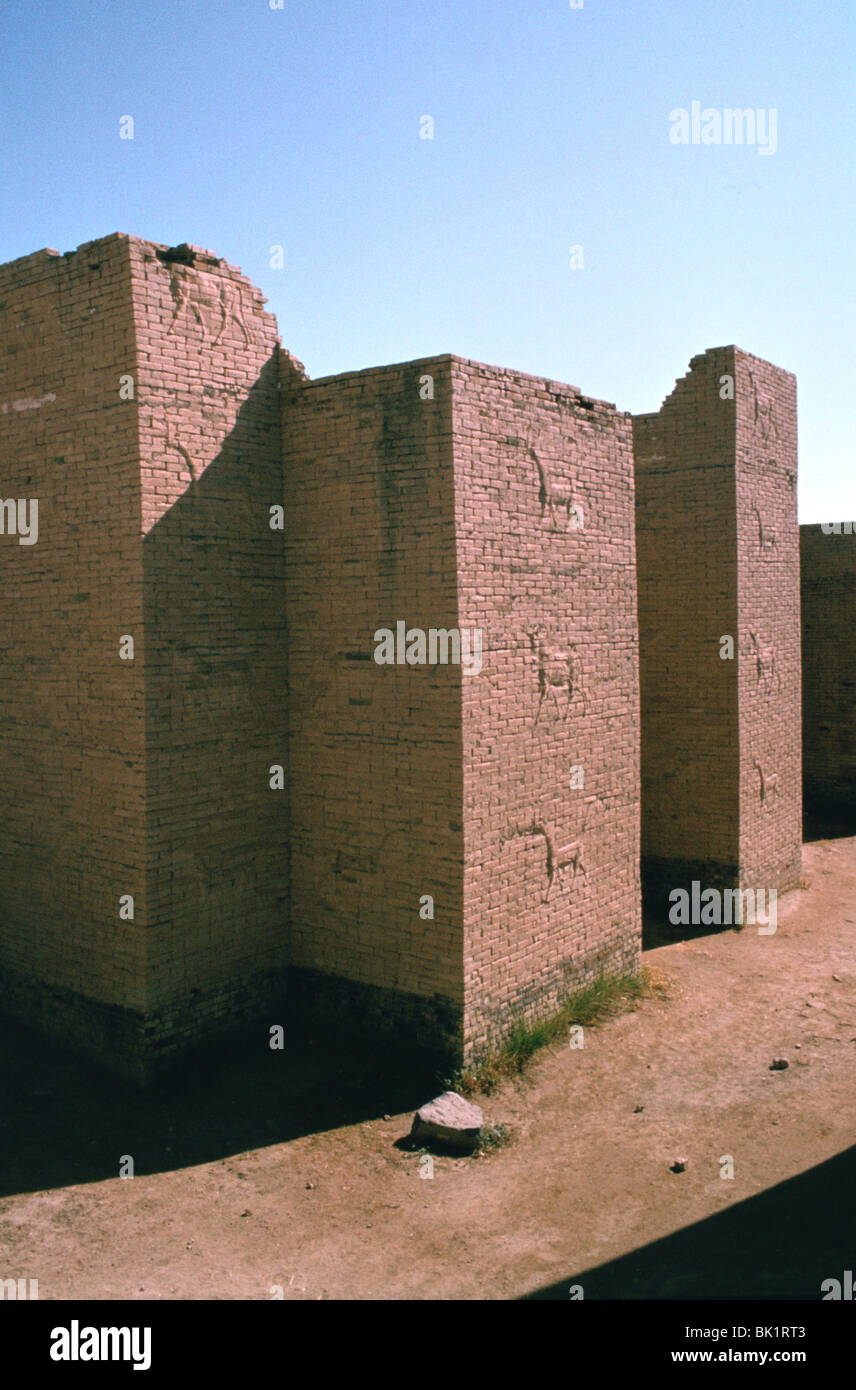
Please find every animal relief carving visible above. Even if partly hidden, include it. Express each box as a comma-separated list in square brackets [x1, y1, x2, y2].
[746, 631, 781, 694]
[529, 447, 583, 532]
[752, 504, 777, 556]
[526, 628, 583, 721]
[753, 757, 778, 807]
[749, 371, 778, 444]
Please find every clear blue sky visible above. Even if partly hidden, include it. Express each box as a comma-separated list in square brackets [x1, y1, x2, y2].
[1, 0, 853, 520]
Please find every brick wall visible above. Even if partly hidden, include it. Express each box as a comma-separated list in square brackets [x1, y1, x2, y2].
[451, 359, 641, 1057]
[0, 236, 147, 1062]
[633, 346, 801, 905]
[0, 227, 808, 1077]
[281, 354, 642, 1065]
[734, 349, 801, 893]
[131, 238, 295, 1065]
[0, 234, 304, 1077]
[633, 348, 740, 896]
[281, 357, 465, 1058]
[801, 524, 856, 807]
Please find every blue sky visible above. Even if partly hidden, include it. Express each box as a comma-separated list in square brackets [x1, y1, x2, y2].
[1, 0, 852, 520]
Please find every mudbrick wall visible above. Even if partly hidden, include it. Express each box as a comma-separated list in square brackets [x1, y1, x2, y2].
[0, 234, 304, 1077]
[634, 346, 801, 905]
[131, 236, 301, 1067]
[633, 348, 740, 897]
[0, 232, 811, 1079]
[281, 357, 465, 1057]
[734, 349, 801, 894]
[451, 359, 640, 1056]
[0, 236, 147, 1062]
[801, 524, 856, 808]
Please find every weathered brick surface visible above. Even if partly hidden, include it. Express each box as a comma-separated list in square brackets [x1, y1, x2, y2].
[0, 235, 302, 1076]
[0, 230, 807, 1078]
[452, 360, 641, 1057]
[281, 357, 465, 1058]
[800, 524, 856, 807]
[734, 349, 801, 893]
[0, 236, 146, 1067]
[633, 347, 801, 904]
[282, 356, 641, 1064]
[131, 238, 295, 1065]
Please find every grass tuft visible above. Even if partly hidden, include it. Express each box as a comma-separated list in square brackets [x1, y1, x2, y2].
[448, 966, 669, 1098]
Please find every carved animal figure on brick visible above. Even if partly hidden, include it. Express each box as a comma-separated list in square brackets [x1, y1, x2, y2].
[519, 821, 587, 902]
[504, 813, 590, 904]
[529, 448, 582, 532]
[753, 757, 779, 807]
[749, 371, 778, 444]
[213, 278, 250, 348]
[162, 420, 200, 495]
[752, 504, 777, 556]
[526, 629, 583, 721]
[166, 268, 211, 339]
[746, 631, 781, 693]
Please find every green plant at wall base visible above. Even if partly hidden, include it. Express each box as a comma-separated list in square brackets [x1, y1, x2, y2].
[449, 967, 669, 1097]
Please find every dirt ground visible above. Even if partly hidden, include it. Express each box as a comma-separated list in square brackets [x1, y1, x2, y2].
[2, 821, 855, 1301]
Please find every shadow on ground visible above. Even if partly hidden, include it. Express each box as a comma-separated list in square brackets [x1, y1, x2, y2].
[522, 1144, 856, 1299]
[0, 1013, 445, 1199]
[642, 909, 728, 952]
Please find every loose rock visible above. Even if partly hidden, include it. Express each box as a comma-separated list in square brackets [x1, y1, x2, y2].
[410, 1091, 484, 1151]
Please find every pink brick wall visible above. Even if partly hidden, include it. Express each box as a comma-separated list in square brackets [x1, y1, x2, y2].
[801, 524, 856, 807]
[0, 236, 147, 1058]
[281, 354, 642, 1064]
[735, 349, 801, 892]
[634, 348, 739, 893]
[0, 228, 808, 1077]
[452, 359, 641, 1056]
[633, 346, 801, 904]
[281, 357, 465, 1055]
[131, 238, 295, 1061]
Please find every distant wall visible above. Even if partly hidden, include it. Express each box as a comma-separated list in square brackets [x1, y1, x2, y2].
[801, 524, 856, 808]
[451, 359, 641, 1056]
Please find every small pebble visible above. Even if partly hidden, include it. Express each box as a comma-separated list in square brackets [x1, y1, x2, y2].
[770, 1058, 789, 1070]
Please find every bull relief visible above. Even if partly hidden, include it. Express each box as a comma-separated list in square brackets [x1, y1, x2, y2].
[751, 503, 778, 557]
[753, 757, 779, 808]
[745, 631, 781, 694]
[749, 371, 778, 444]
[529, 447, 583, 532]
[526, 628, 584, 722]
[166, 267, 251, 348]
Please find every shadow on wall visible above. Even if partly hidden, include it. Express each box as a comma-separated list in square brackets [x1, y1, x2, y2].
[803, 801, 856, 843]
[521, 1143, 856, 1299]
[140, 349, 290, 1061]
